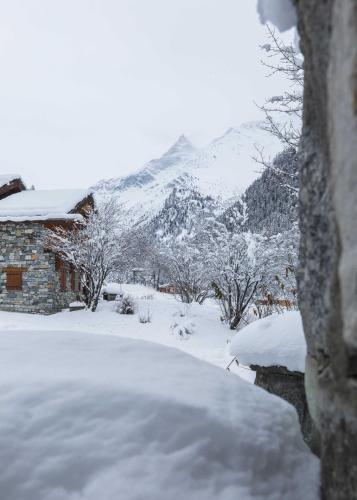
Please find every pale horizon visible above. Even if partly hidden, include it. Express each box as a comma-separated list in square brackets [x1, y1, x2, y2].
[0, 0, 292, 189]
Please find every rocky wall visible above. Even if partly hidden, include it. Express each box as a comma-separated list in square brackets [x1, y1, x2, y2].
[0, 222, 77, 314]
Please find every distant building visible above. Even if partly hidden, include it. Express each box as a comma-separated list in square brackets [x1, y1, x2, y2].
[158, 284, 177, 294]
[0, 176, 94, 314]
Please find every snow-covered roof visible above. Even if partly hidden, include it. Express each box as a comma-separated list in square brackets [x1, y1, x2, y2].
[230, 311, 306, 372]
[0, 189, 91, 222]
[0, 173, 23, 188]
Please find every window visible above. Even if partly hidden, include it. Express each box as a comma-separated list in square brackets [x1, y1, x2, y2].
[75, 272, 81, 292]
[6, 269, 24, 291]
[71, 268, 75, 291]
[55, 257, 68, 291]
[70, 270, 78, 292]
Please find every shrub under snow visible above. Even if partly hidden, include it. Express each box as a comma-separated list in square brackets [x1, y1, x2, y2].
[116, 294, 136, 315]
[139, 309, 152, 323]
[170, 319, 195, 339]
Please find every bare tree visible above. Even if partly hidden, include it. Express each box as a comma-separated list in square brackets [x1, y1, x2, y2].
[209, 234, 261, 330]
[258, 25, 303, 148]
[44, 198, 127, 312]
[255, 26, 303, 191]
[164, 243, 210, 304]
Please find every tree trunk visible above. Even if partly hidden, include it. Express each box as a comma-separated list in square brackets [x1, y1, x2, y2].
[230, 313, 241, 330]
[296, 1, 357, 497]
[91, 293, 100, 312]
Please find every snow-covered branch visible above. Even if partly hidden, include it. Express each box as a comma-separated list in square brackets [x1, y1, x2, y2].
[43, 198, 131, 311]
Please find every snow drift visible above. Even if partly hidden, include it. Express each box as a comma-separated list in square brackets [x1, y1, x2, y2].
[0, 328, 318, 500]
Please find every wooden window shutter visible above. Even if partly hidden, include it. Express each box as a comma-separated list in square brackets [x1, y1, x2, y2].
[6, 269, 23, 291]
[55, 255, 62, 272]
[71, 269, 76, 291]
[75, 271, 81, 292]
[60, 268, 67, 291]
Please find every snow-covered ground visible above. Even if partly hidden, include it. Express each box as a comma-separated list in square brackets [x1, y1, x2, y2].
[0, 329, 319, 500]
[0, 284, 254, 382]
[0, 285, 319, 499]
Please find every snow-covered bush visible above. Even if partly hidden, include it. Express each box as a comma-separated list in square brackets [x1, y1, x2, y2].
[207, 231, 262, 330]
[172, 302, 192, 320]
[161, 242, 211, 304]
[258, 223, 299, 314]
[116, 294, 136, 315]
[138, 309, 152, 323]
[170, 320, 195, 339]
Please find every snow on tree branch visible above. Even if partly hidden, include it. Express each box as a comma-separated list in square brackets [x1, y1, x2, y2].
[253, 145, 299, 196]
[257, 25, 303, 150]
[254, 24, 303, 194]
[43, 198, 134, 312]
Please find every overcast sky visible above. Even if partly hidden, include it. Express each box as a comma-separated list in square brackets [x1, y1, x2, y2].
[0, 0, 291, 189]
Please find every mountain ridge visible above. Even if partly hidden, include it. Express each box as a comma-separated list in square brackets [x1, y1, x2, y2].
[92, 120, 283, 227]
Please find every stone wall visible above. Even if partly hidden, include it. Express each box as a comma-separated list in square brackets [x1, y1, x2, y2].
[296, 0, 357, 497]
[0, 222, 78, 314]
[251, 364, 319, 454]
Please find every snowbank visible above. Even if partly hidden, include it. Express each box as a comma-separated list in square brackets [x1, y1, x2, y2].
[230, 311, 306, 372]
[0, 329, 319, 500]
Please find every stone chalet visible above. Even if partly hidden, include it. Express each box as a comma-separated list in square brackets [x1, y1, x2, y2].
[0, 175, 94, 314]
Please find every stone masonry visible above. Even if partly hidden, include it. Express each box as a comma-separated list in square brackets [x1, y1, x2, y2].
[251, 364, 319, 455]
[0, 222, 79, 314]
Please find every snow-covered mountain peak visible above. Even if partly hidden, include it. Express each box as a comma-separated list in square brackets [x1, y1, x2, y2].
[92, 120, 283, 226]
[162, 134, 196, 159]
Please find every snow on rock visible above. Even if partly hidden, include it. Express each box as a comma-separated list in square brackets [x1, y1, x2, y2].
[257, 0, 297, 32]
[0, 328, 319, 500]
[0, 188, 91, 221]
[102, 282, 123, 295]
[230, 311, 306, 372]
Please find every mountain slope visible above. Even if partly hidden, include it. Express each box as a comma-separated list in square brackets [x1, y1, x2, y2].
[92, 121, 283, 225]
[149, 186, 218, 240]
[221, 147, 299, 236]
